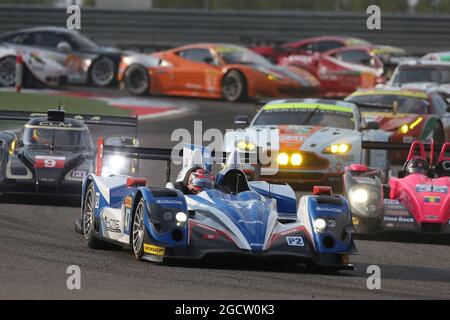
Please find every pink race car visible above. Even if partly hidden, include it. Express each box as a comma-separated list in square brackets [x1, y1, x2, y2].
[343, 141, 450, 235]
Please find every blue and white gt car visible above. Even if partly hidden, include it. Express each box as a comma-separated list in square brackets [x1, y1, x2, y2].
[76, 144, 357, 270]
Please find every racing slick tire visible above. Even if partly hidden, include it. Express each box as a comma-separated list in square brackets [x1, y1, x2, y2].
[0, 56, 16, 87]
[131, 198, 146, 260]
[82, 183, 105, 249]
[124, 64, 149, 96]
[89, 56, 116, 87]
[222, 70, 247, 102]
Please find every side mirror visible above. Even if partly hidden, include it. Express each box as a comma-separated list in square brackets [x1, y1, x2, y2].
[234, 115, 249, 126]
[57, 41, 71, 53]
[362, 121, 380, 131]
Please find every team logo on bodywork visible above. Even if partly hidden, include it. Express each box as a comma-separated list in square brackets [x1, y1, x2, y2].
[144, 244, 165, 256]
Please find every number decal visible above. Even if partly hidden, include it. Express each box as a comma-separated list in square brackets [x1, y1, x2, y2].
[35, 156, 65, 169]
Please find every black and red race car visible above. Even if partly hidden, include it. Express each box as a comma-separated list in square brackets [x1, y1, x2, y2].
[0, 109, 137, 196]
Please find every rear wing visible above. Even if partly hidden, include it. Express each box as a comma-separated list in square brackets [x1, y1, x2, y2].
[96, 138, 263, 182]
[0, 110, 138, 128]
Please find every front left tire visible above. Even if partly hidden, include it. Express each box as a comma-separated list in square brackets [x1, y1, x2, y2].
[89, 56, 116, 87]
[132, 198, 146, 260]
[82, 183, 104, 249]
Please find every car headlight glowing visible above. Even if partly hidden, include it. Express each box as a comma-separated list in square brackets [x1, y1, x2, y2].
[314, 218, 327, 232]
[236, 140, 256, 151]
[276, 152, 289, 165]
[110, 155, 126, 169]
[290, 153, 302, 166]
[175, 212, 187, 223]
[323, 143, 352, 155]
[349, 188, 369, 203]
[399, 117, 422, 134]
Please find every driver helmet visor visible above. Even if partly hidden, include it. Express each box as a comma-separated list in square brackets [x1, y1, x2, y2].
[190, 178, 214, 190]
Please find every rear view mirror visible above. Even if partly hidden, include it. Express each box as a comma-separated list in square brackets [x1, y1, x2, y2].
[234, 115, 249, 126]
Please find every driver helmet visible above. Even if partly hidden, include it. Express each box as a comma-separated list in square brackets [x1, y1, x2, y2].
[32, 129, 52, 145]
[186, 167, 215, 195]
[406, 157, 429, 175]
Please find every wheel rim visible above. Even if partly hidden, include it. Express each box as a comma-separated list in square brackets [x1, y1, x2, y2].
[132, 201, 145, 255]
[0, 57, 16, 86]
[223, 75, 242, 100]
[83, 189, 94, 240]
[91, 58, 115, 86]
[127, 67, 148, 93]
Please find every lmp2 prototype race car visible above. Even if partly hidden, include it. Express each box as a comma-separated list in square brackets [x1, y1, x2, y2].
[346, 87, 450, 162]
[344, 141, 450, 235]
[75, 143, 356, 270]
[0, 109, 138, 196]
[224, 99, 390, 189]
[118, 43, 320, 101]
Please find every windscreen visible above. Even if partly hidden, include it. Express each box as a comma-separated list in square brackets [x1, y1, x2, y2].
[253, 108, 355, 130]
[392, 66, 450, 84]
[216, 45, 272, 66]
[23, 127, 93, 150]
[347, 94, 429, 114]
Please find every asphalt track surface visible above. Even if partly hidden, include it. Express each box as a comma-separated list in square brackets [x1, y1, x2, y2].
[0, 91, 449, 299]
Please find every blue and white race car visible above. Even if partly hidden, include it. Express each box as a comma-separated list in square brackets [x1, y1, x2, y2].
[76, 143, 357, 270]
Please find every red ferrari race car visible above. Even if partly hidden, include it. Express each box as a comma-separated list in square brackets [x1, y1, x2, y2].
[344, 141, 450, 236]
[118, 43, 319, 102]
[346, 87, 450, 163]
[279, 46, 386, 97]
[250, 35, 371, 64]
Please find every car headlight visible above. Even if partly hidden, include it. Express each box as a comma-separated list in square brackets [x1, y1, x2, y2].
[255, 66, 284, 81]
[349, 188, 369, 203]
[398, 117, 422, 135]
[110, 155, 126, 169]
[276, 152, 289, 165]
[236, 140, 256, 151]
[314, 218, 327, 232]
[290, 153, 302, 166]
[323, 143, 352, 155]
[175, 212, 187, 223]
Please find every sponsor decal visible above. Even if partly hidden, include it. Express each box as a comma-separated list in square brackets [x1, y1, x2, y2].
[316, 206, 342, 213]
[286, 236, 305, 247]
[95, 192, 100, 209]
[237, 220, 264, 225]
[38, 121, 72, 128]
[104, 216, 120, 233]
[71, 170, 87, 179]
[202, 233, 219, 240]
[144, 244, 165, 256]
[35, 156, 65, 169]
[383, 216, 414, 223]
[425, 215, 439, 220]
[124, 196, 132, 208]
[416, 185, 448, 193]
[155, 199, 183, 205]
[124, 208, 131, 231]
[424, 196, 440, 204]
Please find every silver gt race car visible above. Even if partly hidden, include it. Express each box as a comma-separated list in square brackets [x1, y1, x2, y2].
[0, 43, 66, 88]
[75, 143, 357, 270]
[0, 109, 138, 196]
[224, 99, 390, 189]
